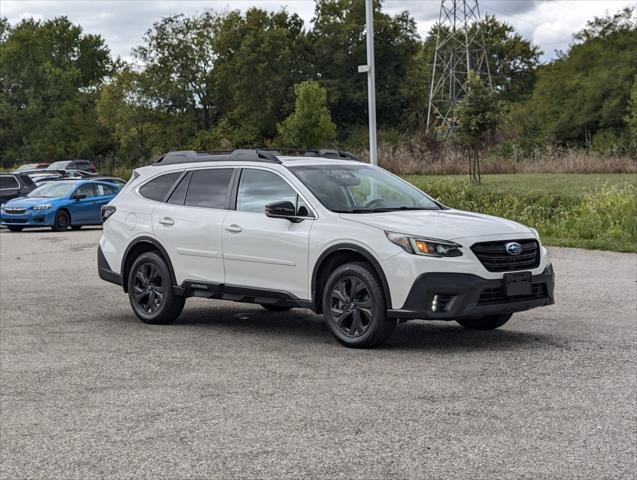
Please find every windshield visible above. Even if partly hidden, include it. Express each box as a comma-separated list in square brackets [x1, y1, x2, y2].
[47, 161, 71, 170]
[28, 182, 76, 198]
[290, 165, 440, 213]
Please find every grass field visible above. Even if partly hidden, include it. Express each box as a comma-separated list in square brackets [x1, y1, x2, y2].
[404, 173, 637, 252]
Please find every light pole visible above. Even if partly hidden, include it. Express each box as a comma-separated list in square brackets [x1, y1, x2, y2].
[359, 0, 378, 166]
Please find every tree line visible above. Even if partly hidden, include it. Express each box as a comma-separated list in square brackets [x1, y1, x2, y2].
[0, 1, 635, 167]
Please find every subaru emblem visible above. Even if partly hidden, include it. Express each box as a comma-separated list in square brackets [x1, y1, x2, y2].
[505, 242, 523, 256]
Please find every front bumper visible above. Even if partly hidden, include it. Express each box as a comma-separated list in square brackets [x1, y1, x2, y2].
[388, 264, 554, 320]
[0, 209, 55, 227]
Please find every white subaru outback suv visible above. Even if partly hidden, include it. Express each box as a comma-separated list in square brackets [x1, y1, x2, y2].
[98, 149, 554, 348]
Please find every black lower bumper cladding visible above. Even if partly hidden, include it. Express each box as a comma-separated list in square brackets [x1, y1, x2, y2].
[98, 246, 123, 286]
[388, 265, 555, 320]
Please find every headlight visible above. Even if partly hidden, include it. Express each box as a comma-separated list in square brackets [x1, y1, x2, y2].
[385, 231, 462, 257]
[32, 204, 52, 210]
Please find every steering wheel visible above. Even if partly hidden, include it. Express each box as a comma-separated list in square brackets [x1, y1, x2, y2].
[362, 198, 387, 209]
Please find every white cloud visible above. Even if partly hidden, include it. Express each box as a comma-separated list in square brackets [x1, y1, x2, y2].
[2, 0, 635, 62]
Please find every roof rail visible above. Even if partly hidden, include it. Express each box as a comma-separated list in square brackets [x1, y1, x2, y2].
[153, 149, 281, 166]
[251, 148, 362, 162]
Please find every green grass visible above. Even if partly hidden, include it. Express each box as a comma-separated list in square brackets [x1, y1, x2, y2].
[402, 173, 637, 253]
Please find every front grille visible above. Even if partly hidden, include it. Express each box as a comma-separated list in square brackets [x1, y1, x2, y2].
[4, 208, 25, 214]
[477, 283, 548, 306]
[471, 239, 540, 272]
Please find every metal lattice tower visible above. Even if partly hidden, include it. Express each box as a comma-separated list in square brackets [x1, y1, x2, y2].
[426, 0, 492, 136]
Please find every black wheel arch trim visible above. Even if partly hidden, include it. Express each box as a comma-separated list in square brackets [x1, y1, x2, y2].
[120, 236, 177, 293]
[311, 243, 392, 312]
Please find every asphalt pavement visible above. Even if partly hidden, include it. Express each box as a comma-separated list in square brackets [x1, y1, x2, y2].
[1, 228, 635, 479]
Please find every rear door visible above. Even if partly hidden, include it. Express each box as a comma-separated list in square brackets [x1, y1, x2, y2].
[0, 175, 21, 202]
[69, 183, 98, 224]
[151, 168, 234, 285]
[222, 168, 314, 300]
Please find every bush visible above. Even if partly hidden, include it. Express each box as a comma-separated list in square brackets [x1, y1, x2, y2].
[406, 178, 636, 252]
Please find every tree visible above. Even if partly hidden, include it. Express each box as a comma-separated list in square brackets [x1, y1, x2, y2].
[310, 0, 421, 128]
[626, 76, 637, 153]
[0, 17, 113, 163]
[519, 7, 637, 146]
[453, 71, 500, 183]
[277, 81, 336, 147]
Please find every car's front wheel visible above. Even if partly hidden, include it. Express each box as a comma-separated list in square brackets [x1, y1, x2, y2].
[456, 313, 513, 330]
[322, 261, 396, 348]
[128, 251, 185, 325]
[52, 210, 70, 231]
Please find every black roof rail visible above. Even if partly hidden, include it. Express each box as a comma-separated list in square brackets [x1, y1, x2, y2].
[249, 148, 362, 162]
[153, 149, 281, 166]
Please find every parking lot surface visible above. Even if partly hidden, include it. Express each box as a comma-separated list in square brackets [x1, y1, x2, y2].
[1, 228, 635, 479]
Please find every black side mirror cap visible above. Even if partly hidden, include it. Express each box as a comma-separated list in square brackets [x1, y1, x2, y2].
[265, 201, 304, 223]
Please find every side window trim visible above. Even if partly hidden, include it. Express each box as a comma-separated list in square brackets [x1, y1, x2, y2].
[164, 170, 191, 203]
[233, 167, 317, 219]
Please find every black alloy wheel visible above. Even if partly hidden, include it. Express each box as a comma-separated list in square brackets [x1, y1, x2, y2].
[329, 276, 373, 338]
[322, 261, 396, 348]
[133, 262, 165, 315]
[127, 251, 185, 324]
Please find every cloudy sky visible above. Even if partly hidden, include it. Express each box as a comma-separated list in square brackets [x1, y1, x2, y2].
[2, 1, 635, 62]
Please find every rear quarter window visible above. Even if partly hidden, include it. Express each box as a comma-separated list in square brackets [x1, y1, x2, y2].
[0, 175, 19, 189]
[138, 172, 182, 202]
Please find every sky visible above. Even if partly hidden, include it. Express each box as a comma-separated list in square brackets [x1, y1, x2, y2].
[1, 1, 635, 62]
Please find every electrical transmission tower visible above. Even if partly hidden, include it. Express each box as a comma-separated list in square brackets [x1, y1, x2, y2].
[426, 0, 492, 136]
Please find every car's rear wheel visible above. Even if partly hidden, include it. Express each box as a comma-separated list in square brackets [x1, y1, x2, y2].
[52, 210, 70, 231]
[456, 313, 513, 330]
[260, 304, 292, 312]
[128, 251, 184, 325]
[7, 226, 23, 232]
[322, 261, 396, 348]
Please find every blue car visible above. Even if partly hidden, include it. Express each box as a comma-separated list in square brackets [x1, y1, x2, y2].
[0, 180, 120, 232]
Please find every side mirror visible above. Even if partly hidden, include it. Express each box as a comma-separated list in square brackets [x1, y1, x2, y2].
[265, 201, 305, 223]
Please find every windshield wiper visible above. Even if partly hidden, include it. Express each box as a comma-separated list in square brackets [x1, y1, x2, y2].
[335, 206, 436, 213]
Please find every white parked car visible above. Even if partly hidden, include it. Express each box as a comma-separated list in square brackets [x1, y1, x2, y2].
[98, 149, 554, 348]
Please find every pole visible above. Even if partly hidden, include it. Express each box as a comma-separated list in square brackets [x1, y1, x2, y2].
[365, 0, 378, 166]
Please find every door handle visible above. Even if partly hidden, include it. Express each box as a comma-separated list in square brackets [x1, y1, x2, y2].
[158, 217, 174, 226]
[224, 224, 242, 233]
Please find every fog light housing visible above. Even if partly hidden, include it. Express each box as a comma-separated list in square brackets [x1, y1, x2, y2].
[432, 294, 439, 312]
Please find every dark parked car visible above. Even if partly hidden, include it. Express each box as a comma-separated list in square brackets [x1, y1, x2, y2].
[0, 173, 37, 203]
[46, 160, 96, 173]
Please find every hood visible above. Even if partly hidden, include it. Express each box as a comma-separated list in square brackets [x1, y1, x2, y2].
[4, 196, 61, 208]
[339, 209, 531, 241]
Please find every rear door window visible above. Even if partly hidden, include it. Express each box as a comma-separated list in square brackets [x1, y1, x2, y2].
[95, 183, 118, 196]
[0, 176, 19, 189]
[139, 172, 181, 202]
[184, 169, 233, 209]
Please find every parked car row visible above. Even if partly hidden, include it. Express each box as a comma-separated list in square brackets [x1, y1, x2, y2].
[0, 175, 125, 232]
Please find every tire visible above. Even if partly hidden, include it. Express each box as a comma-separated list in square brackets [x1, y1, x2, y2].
[71, 225, 82, 230]
[127, 251, 185, 325]
[51, 210, 70, 231]
[322, 261, 396, 348]
[456, 313, 513, 330]
[260, 304, 292, 312]
[7, 226, 23, 232]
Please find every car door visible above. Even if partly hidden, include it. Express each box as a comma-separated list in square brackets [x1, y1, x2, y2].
[222, 168, 315, 300]
[151, 168, 234, 286]
[91, 183, 119, 224]
[68, 183, 98, 224]
[0, 175, 21, 203]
